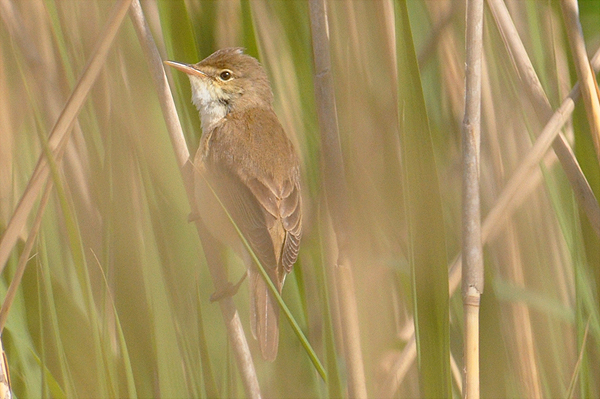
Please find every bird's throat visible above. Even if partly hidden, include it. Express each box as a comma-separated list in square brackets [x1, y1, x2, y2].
[189, 77, 228, 132]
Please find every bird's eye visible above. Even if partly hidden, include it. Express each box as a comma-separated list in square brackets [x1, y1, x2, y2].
[219, 70, 232, 81]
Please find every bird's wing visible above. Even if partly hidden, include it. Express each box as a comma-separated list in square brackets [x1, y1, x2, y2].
[202, 110, 302, 361]
[204, 161, 302, 291]
[206, 167, 280, 277]
[246, 174, 302, 276]
[204, 109, 302, 286]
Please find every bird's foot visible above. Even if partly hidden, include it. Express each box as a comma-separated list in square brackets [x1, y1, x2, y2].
[210, 272, 248, 302]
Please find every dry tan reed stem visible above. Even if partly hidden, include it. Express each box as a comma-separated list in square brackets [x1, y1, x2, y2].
[0, 0, 133, 274]
[128, 1, 261, 398]
[488, 0, 600, 238]
[379, 335, 416, 397]
[561, 0, 600, 162]
[0, 0, 39, 66]
[308, 0, 367, 397]
[451, 350, 464, 393]
[463, 289, 481, 398]
[0, 181, 52, 333]
[418, 5, 458, 67]
[565, 317, 591, 397]
[462, 0, 485, 396]
[384, 47, 600, 396]
[0, 337, 9, 399]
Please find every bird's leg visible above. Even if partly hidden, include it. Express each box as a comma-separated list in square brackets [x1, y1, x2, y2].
[210, 271, 248, 302]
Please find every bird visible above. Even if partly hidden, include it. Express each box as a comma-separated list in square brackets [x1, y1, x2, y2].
[164, 48, 302, 361]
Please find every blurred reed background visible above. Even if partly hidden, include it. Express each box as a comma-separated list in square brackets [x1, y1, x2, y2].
[0, 0, 599, 397]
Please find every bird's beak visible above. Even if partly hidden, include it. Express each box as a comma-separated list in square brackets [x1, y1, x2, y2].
[164, 60, 208, 78]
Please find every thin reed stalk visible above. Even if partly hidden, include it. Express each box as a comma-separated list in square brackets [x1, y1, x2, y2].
[385, 44, 600, 397]
[487, 0, 600, 237]
[0, 0, 133, 273]
[128, 1, 261, 398]
[462, 0, 485, 397]
[561, 0, 600, 162]
[308, 0, 367, 397]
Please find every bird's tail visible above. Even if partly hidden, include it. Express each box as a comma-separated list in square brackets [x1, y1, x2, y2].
[250, 268, 280, 361]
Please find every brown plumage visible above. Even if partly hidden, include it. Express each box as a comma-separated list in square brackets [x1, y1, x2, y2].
[165, 48, 302, 361]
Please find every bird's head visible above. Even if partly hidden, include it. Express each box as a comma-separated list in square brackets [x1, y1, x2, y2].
[165, 48, 274, 130]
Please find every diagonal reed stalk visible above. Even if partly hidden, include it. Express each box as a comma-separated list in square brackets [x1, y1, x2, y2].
[488, 0, 600, 237]
[0, 0, 133, 274]
[2, 1, 598, 397]
[128, 1, 261, 398]
[382, 38, 600, 399]
[561, 0, 600, 163]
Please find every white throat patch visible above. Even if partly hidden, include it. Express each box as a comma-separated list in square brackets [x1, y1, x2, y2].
[188, 76, 228, 132]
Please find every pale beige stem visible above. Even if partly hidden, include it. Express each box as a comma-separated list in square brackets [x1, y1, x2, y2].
[561, 0, 600, 162]
[464, 288, 481, 399]
[383, 47, 600, 398]
[0, 0, 134, 274]
[128, 1, 261, 398]
[308, 0, 367, 397]
[0, 179, 52, 333]
[487, 0, 600, 237]
[462, 0, 485, 396]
